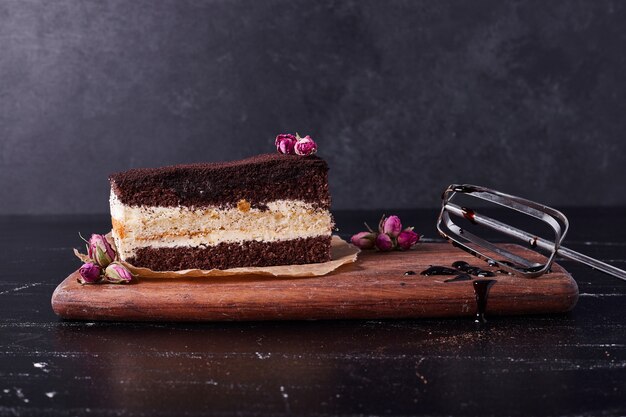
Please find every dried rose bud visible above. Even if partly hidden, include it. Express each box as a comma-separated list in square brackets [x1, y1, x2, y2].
[104, 262, 133, 284]
[275, 134, 297, 155]
[375, 233, 394, 251]
[275, 133, 296, 147]
[78, 262, 102, 284]
[294, 135, 317, 156]
[350, 231, 376, 249]
[87, 234, 116, 267]
[380, 215, 402, 237]
[397, 229, 420, 250]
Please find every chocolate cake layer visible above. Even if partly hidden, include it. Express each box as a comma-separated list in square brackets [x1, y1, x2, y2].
[127, 236, 332, 271]
[109, 154, 330, 209]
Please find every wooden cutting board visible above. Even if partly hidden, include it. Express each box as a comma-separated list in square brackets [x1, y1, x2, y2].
[51, 243, 578, 322]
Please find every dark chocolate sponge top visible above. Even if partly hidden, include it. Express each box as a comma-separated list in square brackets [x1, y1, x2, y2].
[109, 153, 330, 209]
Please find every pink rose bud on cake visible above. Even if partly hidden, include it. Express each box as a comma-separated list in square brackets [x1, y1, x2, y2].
[104, 262, 133, 284]
[381, 215, 402, 237]
[351, 232, 376, 249]
[275, 134, 297, 155]
[87, 234, 116, 267]
[375, 233, 394, 251]
[294, 135, 317, 156]
[397, 229, 420, 250]
[78, 262, 102, 284]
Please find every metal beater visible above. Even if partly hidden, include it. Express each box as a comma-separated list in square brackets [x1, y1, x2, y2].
[437, 184, 626, 281]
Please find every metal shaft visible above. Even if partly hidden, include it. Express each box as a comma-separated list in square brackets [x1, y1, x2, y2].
[556, 246, 626, 282]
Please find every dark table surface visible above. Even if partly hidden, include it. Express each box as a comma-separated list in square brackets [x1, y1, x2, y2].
[1, 208, 625, 417]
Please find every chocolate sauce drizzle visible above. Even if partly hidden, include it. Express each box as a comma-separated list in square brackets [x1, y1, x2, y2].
[473, 279, 496, 323]
[452, 260, 470, 270]
[461, 207, 478, 225]
[416, 260, 500, 323]
[420, 266, 458, 276]
[452, 260, 494, 277]
[444, 274, 472, 283]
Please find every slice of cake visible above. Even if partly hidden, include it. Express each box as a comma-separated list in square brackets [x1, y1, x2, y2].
[108, 154, 333, 271]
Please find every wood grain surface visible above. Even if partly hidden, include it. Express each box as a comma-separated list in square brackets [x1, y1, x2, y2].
[51, 243, 578, 322]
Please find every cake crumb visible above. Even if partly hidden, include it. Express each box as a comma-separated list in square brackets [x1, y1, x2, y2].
[237, 199, 251, 212]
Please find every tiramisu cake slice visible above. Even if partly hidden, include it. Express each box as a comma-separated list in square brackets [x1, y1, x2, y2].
[109, 154, 333, 271]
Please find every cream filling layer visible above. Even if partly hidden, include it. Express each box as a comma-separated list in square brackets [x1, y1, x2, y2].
[110, 191, 332, 259]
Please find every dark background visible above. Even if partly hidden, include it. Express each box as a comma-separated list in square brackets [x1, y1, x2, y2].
[1, 0, 625, 214]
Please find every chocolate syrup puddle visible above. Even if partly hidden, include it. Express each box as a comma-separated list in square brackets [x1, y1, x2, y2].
[444, 274, 472, 283]
[416, 261, 500, 322]
[465, 266, 481, 274]
[452, 261, 494, 277]
[420, 266, 458, 276]
[452, 260, 469, 270]
[473, 279, 496, 323]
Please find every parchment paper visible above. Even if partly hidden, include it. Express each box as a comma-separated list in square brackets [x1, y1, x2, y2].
[75, 235, 359, 279]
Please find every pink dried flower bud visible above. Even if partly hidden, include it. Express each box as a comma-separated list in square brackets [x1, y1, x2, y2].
[275, 133, 296, 147]
[397, 230, 420, 250]
[78, 262, 102, 284]
[87, 234, 116, 267]
[350, 231, 376, 249]
[375, 233, 394, 251]
[294, 135, 317, 156]
[104, 262, 133, 284]
[381, 215, 402, 237]
[275, 134, 297, 155]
